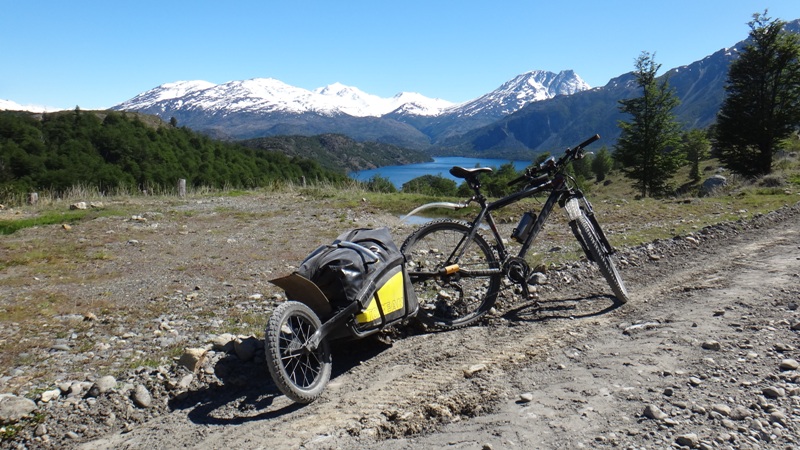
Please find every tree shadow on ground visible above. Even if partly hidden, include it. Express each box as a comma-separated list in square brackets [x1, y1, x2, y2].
[170, 336, 393, 425]
[503, 294, 622, 323]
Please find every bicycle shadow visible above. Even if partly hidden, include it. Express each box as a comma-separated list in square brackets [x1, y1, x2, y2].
[170, 336, 393, 425]
[503, 294, 622, 323]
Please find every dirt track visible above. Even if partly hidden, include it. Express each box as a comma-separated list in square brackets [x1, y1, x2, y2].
[71, 202, 800, 450]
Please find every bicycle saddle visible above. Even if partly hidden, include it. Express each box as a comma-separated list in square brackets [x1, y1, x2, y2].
[449, 166, 493, 179]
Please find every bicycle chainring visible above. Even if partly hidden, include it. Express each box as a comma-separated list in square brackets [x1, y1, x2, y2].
[503, 256, 531, 285]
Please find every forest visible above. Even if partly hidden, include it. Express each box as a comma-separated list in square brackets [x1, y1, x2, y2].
[0, 109, 346, 198]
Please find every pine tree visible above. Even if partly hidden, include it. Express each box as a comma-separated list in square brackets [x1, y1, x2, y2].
[615, 52, 684, 197]
[683, 129, 711, 182]
[591, 147, 613, 182]
[715, 11, 800, 177]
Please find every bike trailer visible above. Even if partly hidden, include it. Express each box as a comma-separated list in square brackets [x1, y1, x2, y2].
[270, 227, 418, 337]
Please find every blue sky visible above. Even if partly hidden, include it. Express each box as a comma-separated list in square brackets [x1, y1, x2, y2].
[2, 1, 800, 110]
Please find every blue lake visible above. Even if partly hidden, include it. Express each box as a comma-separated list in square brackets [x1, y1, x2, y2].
[350, 157, 532, 189]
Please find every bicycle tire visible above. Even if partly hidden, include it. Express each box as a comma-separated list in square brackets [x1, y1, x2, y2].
[401, 219, 501, 330]
[574, 214, 629, 304]
[264, 301, 332, 403]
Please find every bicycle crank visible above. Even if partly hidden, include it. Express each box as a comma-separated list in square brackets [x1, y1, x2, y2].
[504, 256, 531, 284]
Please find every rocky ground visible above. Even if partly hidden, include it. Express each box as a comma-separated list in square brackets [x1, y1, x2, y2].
[0, 191, 798, 449]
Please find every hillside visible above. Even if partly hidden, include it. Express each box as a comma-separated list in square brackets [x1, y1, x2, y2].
[0, 109, 346, 198]
[439, 19, 800, 157]
[238, 133, 432, 173]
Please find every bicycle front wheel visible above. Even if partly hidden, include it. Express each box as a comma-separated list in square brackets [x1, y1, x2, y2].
[265, 301, 332, 403]
[574, 214, 629, 304]
[401, 219, 501, 330]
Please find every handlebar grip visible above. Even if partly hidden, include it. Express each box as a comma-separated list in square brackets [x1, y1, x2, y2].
[576, 134, 600, 150]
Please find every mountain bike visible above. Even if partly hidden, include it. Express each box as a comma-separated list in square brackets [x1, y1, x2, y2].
[400, 134, 628, 330]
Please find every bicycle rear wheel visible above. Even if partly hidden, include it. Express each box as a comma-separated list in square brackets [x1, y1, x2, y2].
[574, 214, 629, 304]
[265, 301, 332, 403]
[401, 219, 501, 330]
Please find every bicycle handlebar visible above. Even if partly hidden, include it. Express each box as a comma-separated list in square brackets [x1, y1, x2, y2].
[576, 134, 600, 150]
[507, 134, 600, 187]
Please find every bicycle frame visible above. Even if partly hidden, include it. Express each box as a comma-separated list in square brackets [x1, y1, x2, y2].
[402, 135, 620, 295]
[401, 134, 628, 321]
[403, 164, 609, 292]
[462, 172, 584, 264]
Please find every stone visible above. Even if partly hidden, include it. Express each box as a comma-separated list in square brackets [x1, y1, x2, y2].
[178, 347, 208, 373]
[87, 375, 117, 397]
[676, 433, 699, 447]
[768, 411, 788, 425]
[779, 358, 799, 371]
[774, 342, 793, 352]
[762, 386, 785, 399]
[177, 374, 194, 390]
[39, 389, 61, 403]
[0, 394, 38, 422]
[211, 333, 237, 352]
[464, 364, 487, 378]
[132, 384, 152, 408]
[528, 272, 547, 285]
[701, 340, 721, 351]
[663, 418, 679, 427]
[711, 404, 731, 416]
[729, 406, 751, 420]
[70, 202, 88, 210]
[234, 336, 260, 362]
[690, 404, 707, 415]
[519, 393, 534, 403]
[67, 382, 85, 398]
[700, 175, 727, 197]
[642, 404, 668, 420]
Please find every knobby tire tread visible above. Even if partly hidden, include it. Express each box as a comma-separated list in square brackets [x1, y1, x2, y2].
[264, 301, 332, 403]
[575, 214, 629, 304]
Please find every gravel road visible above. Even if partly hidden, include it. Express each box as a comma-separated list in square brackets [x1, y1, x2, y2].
[1, 193, 798, 449]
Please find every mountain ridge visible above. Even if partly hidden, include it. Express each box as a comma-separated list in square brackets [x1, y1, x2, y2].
[443, 19, 799, 157]
[109, 70, 590, 149]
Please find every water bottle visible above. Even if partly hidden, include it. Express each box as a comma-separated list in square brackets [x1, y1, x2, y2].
[511, 212, 536, 243]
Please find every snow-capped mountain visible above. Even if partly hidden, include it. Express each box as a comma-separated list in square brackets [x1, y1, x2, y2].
[446, 70, 590, 118]
[115, 71, 588, 121]
[0, 99, 61, 113]
[111, 70, 591, 148]
[115, 78, 455, 119]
